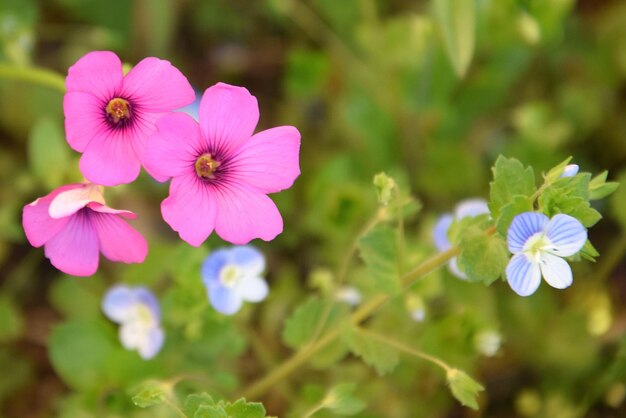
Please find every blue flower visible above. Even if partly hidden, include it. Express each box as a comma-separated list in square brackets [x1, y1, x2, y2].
[505, 212, 587, 296]
[102, 285, 164, 359]
[201, 246, 268, 315]
[561, 164, 579, 177]
[433, 198, 490, 279]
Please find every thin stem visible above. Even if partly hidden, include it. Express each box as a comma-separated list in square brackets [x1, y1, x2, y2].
[240, 245, 461, 400]
[163, 398, 188, 418]
[301, 401, 325, 418]
[0, 64, 66, 93]
[356, 328, 451, 372]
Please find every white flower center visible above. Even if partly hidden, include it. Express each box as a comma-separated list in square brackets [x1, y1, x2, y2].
[219, 264, 243, 288]
[522, 232, 553, 262]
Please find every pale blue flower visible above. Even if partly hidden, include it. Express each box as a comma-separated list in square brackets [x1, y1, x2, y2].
[102, 285, 164, 360]
[506, 212, 587, 296]
[561, 164, 579, 177]
[201, 246, 268, 315]
[433, 198, 490, 279]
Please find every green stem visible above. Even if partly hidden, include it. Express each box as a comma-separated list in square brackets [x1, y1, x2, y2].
[0, 63, 66, 93]
[163, 398, 188, 418]
[240, 245, 460, 400]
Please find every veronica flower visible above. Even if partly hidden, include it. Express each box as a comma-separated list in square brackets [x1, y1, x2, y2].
[102, 285, 164, 360]
[22, 183, 147, 276]
[506, 212, 587, 296]
[64, 51, 195, 186]
[144, 82, 301, 246]
[201, 246, 268, 315]
[561, 164, 579, 177]
[432, 198, 490, 279]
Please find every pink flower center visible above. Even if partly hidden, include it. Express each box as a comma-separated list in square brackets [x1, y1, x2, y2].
[105, 98, 132, 125]
[195, 153, 221, 179]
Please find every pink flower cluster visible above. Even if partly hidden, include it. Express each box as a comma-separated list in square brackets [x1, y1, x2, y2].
[23, 51, 301, 276]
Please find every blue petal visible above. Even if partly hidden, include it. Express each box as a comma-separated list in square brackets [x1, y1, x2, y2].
[539, 253, 573, 289]
[201, 248, 231, 285]
[507, 212, 549, 253]
[229, 246, 265, 276]
[133, 287, 161, 321]
[102, 285, 136, 323]
[506, 254, 541, 296]
[236, 276, 269, 303]
[454, 198, 489, 220]
[561, 164, 579, 178]
[433, 214, 453, 251]
[138, 327, 165, 360]
[544, 214, 587, 257]
[208, 286, 243, 315]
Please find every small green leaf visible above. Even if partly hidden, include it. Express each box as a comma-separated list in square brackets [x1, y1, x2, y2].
[358, 225, 400, 295]
[373, 172, 397, 206]
[282, 298, 348, 349]
[446, 368, 484, 410]
[489, 156, 536, 221]
[324, 383, 366, 415]
[433, 0, 476, 77]
[28, 117, 70, 189]
[589, 171, 619, 200]
[224, 398, 266, 418]
[343, 327, 399, 375]
[496, 195, 533, 236]
[544, 157, 573, 183]
[458, 228, 509, 285]
[184, 393, 215, 416]
[196, 404, 229, 418]
[132, 382, 167, 408]
[579, 240, 599, 262]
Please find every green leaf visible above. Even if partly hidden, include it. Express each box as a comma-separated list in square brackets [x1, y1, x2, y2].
[446, 368, 484, 410]
[196, 404, 229, 418]
[0, 295, 23, 343]
[589, 171, 619, 200]
[357, 225, 400, 295]
[184, 393, 215, 416]
[373, 172, 396, 206]
[458, 228, 509, 285]
[131, 382, 167, 408]
[224, 398, 266, 418]
[343, 327, 399, 375]
[579, 240, 599, 262]
[433, 0, 476, 77]
[544, 157, 573, 183]
[489, 156, 536, 221]
[324, 383, 366, 415]
[496, 195, 533, 236]
[282, 298, 348, 349]
[28, 117, 70, 189]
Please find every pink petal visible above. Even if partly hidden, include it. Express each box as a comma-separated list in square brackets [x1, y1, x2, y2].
[87, 202, 137, 219]
[79, 130, 141, 186]
[214, 184, 283, 245]
[44, 211, 99, 276]
[198, 83, 259, 156]
[228, 126, 301, 193]
[22, 185, 82, 247]
[49, 184, 105, 219]
[143, 113, 204, 181]
[123, 110, 169, 182]
[65, 51, 123, 101]
[91, 211, 148, 264]
[161, 173, 217, 246]
[63, 92, 108, 152]
[121, 57, 195, 112]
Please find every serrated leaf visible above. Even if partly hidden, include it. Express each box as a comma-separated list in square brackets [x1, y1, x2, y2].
[28, 117, 70, 189]
[343, 327, 399, 375]
[184, 393, 215, 416]
[433, 0, 475, 77]
[496, 195, 533, 236]
[132, 383, 167, 408]
[224, 398, 266, 418]
[282, 298, 348, 349]
[458, 228, 508, 285]
[540, 191, 601, 228]
[357, 225, 400, 294]
[489, 156, 536, 221]
[196, 404, 228, 418]
[446, 368, 484, 410]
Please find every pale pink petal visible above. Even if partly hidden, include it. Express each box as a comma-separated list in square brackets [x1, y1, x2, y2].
[87, 203, 136, 219]
[49, 184, 105, 219]
[161, 173, 217, 247]
[22, 185, 81, 247]
[65, 51, 123, 101]
[91, 211, 147, 264]
[121, 57, 194, 111]
[198, 83, 259, 156]
[79, 130, 141, 186]
[63, 92, 108, 152]
[214, 184, 283, 245]
[228, 126, 301, 193]
[143, 113, 204, 181]
[44, 212, 99, 276]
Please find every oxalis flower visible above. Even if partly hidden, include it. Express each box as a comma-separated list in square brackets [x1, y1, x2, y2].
[506, 212, 587, 296]
[22, 183, 147, 276]
[102, 285, 164, 360]
[433, 198, 490, 279]
[144, 83, 301, 246]
[64, 51, 195, 186]
[201, 246, 268, 315]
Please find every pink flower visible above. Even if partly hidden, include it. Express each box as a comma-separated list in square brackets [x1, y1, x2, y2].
[144, 83, 301, 246]
[63, 51, 195, 186]
[22, 183, 148, 276]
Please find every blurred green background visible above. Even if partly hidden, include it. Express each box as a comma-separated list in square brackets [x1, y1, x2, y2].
[1, 0, 626, 417]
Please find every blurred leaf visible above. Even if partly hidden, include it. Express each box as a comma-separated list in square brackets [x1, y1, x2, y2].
[324, 383, 366, 415]
[433, 0, 475, 77]
[610, 171, 626, 229]
[183, 393, 215, 416]
[282, 297, 348, 349]
[196, 404, 229, 418]
[343, 327, 399, 376]
[131, 382, 167, 408]
[28, 117, 70, 189]
[0, 0, 36, 64]
[446, 368, 484, 410]
[285, 48, 330, 98]
[357, 225, 400, 295]
[224, 398, 266, 418]
[458, 227, 508, 285]
[373, 172, 396, 206]
[49, 275, 103, 319]
[0, 348, 32, 405]
[0, 295, 23, 342]
[489, 156, 535, 221]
